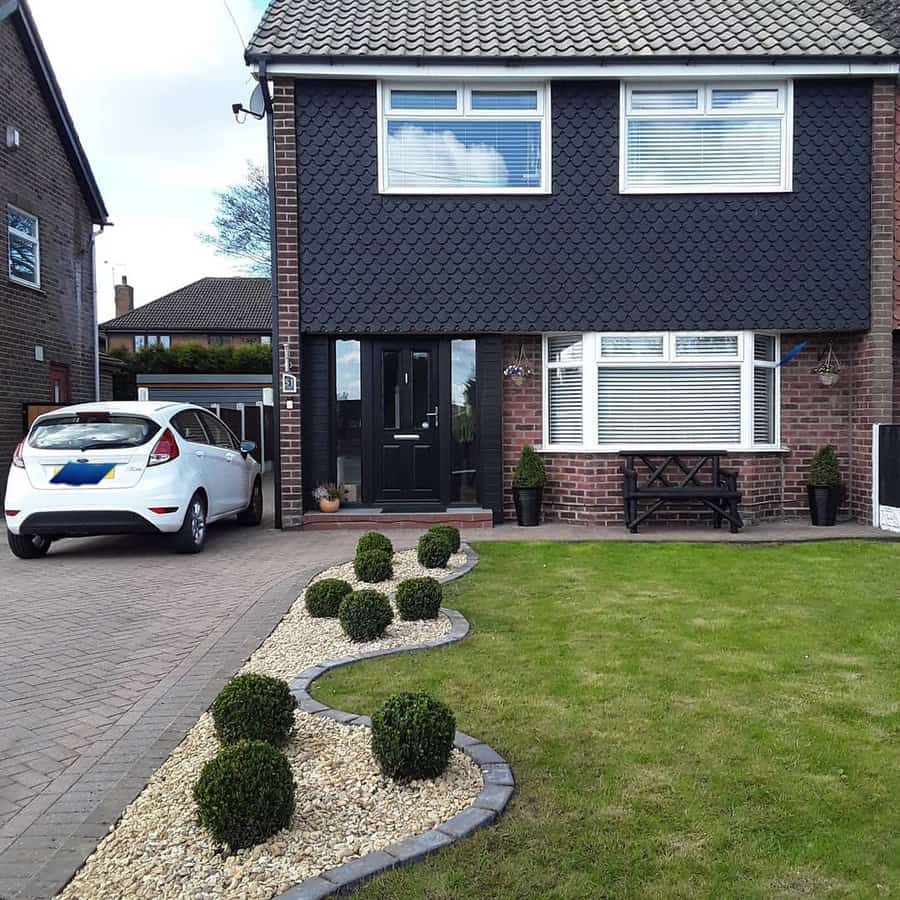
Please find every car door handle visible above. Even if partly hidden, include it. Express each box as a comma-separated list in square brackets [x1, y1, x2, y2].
[225, 453, 235, 462]
[195, 450, 206, 458]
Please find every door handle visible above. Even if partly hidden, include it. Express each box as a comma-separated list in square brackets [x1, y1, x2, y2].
[393, 434, 420, 440]
[195, 450, 206, 458]
[225, 453, 235, 462]
[426, 406, 439, 429]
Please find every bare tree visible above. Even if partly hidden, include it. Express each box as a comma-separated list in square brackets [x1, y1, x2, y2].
[200, 161, 270, 275]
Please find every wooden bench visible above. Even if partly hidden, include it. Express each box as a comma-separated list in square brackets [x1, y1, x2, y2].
[621, 451, 743, 534]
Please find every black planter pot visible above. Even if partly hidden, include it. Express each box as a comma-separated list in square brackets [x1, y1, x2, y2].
[513, 486, 543, 527]
[807, 484, 841, 526]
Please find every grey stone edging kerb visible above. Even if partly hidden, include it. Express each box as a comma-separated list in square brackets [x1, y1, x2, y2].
[277, 544, 514, 900]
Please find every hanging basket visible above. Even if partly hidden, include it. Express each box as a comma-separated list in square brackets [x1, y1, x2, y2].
[812, 341, 841, 388]
[818, 371, 839, 387]
[503, 344, 533, 384]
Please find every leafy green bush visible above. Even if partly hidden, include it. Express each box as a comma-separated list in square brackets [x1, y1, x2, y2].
[371, 692, 456, 781]
[305, 578, 353, 617]
[356, 531, 393, 556]
[512, 445, 546, 488]
[339, 590, 393, 641]
[396, 577, 443, 621]
[354, 549, 393, 583]
[808, 444, 842, 487]
[427, 524, 460, 554]
[417, 532, 451, 569]
[193, 740, 295, 852]
[211, 673, 295, 746]
[110, 342, 272, 374]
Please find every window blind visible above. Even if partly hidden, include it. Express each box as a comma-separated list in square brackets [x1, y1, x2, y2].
[597, 367, 741, 444]
[753, 366, 775, 444]
[548, 368, 583, 444]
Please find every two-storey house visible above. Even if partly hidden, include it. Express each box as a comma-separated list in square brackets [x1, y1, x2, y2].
[245, 0, 899, 529]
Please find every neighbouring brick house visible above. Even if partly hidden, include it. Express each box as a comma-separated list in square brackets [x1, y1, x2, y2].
[100, 276, 272, 351]
[0, 0, 109, 487]
[245, 0, 899, 529]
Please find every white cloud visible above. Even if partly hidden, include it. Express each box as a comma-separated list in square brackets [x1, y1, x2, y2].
[28, 0, 267, 320]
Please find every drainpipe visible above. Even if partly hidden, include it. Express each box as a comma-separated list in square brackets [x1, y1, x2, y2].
[258, 60, 283, 529]
[91, 227, 100, 399]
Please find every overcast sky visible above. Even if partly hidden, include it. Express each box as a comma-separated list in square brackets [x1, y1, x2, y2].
[29, 0, 269, 321]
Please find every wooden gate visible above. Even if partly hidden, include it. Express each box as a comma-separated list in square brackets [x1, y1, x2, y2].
[874, 424, 900, 531]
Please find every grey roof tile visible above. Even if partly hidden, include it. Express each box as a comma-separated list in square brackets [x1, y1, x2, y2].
[247, 0, 900, 60]
[100, 277, 271, 333]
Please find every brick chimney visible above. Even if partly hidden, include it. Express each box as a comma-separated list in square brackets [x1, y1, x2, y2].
[114, 276, 133, 318]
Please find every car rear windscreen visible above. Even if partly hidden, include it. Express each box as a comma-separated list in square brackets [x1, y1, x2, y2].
[29, 414, 160, 451]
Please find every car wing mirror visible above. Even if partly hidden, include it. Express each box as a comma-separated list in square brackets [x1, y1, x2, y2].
[239, 440, 257, 456]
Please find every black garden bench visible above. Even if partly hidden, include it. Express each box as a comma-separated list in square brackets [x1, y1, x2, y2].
[621, 451, 743, 533]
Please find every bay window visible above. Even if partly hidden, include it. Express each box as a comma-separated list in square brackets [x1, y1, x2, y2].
[544, 332, 780, 450]
[378, 82, 550, 194]
[620, 81, 792, 193]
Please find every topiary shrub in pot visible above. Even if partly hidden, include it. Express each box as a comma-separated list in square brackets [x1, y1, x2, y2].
[427, 524, 460, 554]
[396, 577, 443, 621]
[512, 445, 546, 527]
[305, 578, 353, 617]
[807, 444, 843, 526]
[354, 549, 393, 583]
[356, 531, 393, 557]
[417, 531, 451, 569]
[211, 672, 296, 746]
[371, 691, 456, 781]
[193, 739, 295, 852]
[339, 589, 393, 641]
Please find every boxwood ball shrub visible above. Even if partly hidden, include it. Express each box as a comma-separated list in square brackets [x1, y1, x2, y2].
[305, 578, 353, 617]
[211, 673, 295, 747]
[417, 531, 452, 569]
[371, 692, 456, 781]
[396, 577, 443, 621]
[356, 531, 393, 557]
[339, 589, 393, 641]
[193, 739, 295, 852]
[354, 549, 393, 583]
[427, 524, 460, 554]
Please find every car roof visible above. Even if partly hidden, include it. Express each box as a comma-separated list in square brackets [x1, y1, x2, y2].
[32, 401, 203, 421]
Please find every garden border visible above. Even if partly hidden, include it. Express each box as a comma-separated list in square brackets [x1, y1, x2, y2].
[277, 545, 514, 900]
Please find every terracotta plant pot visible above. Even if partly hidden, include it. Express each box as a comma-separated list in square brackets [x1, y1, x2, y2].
[318, 498, 340, 513]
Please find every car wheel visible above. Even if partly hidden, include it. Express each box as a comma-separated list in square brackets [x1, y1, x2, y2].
[7, 530, 51, 559]
[237, 477, 263, 526]
[173, 492, 207, 554]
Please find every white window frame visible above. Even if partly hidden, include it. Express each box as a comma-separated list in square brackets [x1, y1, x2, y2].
[7, 205, 40, 289]
[377, 81, 552, 195]
[619, 80, 793, 195]
[542, 331, 781, 452]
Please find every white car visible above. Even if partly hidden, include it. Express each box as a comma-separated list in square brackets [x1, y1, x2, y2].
[4, 401, 263, 558]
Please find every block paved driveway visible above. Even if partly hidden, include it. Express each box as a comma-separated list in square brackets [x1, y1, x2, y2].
[0, 491, 423, 899]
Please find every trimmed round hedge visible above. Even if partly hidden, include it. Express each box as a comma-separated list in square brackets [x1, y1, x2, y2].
[396, 577, 443, 621]
[354, 549, 393, 584]
[211, 673, 295, 747]
[193, 739, 295, 852]
[371, 692, 456, 781]
[427, 524, 460, 554]
[305, 578, 353, 618]
[417, 531, 452, 569]
[356, 531, 393, 557]
[339, 589, 393, 642]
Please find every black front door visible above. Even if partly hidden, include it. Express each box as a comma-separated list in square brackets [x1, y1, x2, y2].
[373, 340, 441, 505]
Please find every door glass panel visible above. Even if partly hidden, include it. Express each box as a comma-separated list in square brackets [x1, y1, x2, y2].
[412, 351, 432, 428]
[335, 340, 362, 504]
[451, 340, 477, 504]
[382, 350, 401, 429]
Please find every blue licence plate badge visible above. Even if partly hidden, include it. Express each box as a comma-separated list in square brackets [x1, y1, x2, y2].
[51, 462, 116, 485]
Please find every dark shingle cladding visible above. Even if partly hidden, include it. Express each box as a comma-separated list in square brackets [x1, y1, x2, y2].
[295, 79, 872, 335]
[247, 0, 900, 60]
[100, 277, 271, 333]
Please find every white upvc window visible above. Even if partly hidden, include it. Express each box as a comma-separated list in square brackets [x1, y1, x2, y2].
[133, 334, 171, 351]
[377, 81, 551, 194]
[620, 81, 792, 194]
[542, 331, 780, 451]
[7, 206, 40, 288]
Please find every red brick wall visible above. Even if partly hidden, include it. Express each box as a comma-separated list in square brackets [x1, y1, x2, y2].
[272, 79, 303, 528]
[0, 19, 97, 488]
[894, 81, 900, 331]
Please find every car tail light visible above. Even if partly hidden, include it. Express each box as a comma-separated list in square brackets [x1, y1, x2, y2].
[148, 429, 180, 467]
[5, 510, 19, 517]
[11, 440, 24, 468]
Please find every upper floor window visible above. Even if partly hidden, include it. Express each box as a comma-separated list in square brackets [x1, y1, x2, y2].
[378, 82, 550, 194]
[620, 81, 792, 194]
[7, 206, 40, 288]
[134, 334, 171, 351]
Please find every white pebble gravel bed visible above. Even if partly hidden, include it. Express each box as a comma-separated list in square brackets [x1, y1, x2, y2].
[60, 548, 480, 900]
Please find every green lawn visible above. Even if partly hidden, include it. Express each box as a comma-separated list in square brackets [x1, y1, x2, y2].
[314, 541, 900, 899]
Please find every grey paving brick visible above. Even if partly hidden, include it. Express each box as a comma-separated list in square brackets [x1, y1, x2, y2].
[437, 805, 498, 838]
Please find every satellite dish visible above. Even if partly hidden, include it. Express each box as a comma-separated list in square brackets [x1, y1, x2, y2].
[249, 84, 265, 118]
